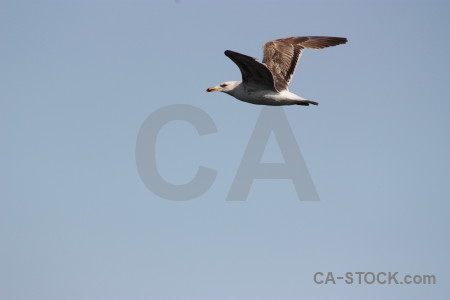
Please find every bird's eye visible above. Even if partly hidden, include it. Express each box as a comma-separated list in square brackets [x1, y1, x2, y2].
[220, 84, 227, 88]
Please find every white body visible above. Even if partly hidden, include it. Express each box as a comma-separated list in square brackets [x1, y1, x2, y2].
[221, 81, 308, 106]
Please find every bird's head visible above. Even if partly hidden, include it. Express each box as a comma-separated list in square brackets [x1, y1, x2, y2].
[206, 81, 239, 94]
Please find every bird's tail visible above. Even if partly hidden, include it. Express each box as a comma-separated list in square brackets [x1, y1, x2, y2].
[296, 100, 319, 106]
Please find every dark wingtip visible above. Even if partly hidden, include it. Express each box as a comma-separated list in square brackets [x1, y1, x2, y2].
[327, 37, 348, 46]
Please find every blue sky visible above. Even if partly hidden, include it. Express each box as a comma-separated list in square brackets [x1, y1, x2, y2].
[1, 0, 449, 299]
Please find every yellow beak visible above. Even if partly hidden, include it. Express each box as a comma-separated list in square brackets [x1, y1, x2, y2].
[206, 87, 219, 92]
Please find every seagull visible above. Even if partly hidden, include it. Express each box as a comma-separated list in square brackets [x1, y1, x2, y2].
[206, 36, 347, 106]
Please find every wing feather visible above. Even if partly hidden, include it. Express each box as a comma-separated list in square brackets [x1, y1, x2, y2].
[224, 50, 277, 92]
[262, 36, 347, 91]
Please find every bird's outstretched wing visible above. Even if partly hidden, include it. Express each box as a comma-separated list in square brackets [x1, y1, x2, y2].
[262, 36, 347, 91]
[224, 50, 277, 92]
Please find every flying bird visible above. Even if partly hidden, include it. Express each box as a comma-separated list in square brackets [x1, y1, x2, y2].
[206, 36, 347, 106]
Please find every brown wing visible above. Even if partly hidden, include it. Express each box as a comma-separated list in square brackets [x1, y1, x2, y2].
[262, 36, 347, 91]
[224, 50, 277, 92]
